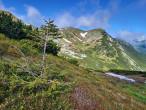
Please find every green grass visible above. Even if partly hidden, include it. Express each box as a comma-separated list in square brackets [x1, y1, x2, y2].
[118, 83, 146, 104]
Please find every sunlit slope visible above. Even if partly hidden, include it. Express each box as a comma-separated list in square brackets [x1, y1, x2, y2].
[0, 34, 145, 109]
[0, 10, 37, 29]
[57, 27, 146, 71]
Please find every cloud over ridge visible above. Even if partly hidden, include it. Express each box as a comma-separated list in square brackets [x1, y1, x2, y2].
[54, 0, 121, 30]
[55, 10, 110, 30]
[115, 30, 146, 44]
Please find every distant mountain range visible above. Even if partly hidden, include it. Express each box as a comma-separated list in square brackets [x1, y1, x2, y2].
[54, 27, 146, 71]
[134, 40, 146, 54]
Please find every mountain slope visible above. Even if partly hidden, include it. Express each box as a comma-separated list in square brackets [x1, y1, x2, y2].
[0, 11, 146, 109]
[0, 34, 145, 109]
[0, 10, 20, 22]
[117, 39, 146, 69]
[56, 27, 146, 71]
[0, 10, 37, 29]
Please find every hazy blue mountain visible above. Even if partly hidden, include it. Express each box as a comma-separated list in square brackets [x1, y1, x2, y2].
[134, 40, 146, 54]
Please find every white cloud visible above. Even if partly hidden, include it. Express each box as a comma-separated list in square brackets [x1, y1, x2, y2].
[0, 0, 43, 26]
[108, 0, 121, 12]
[0, 0, 15, 13]
[0, 0, 5, 10]
[55, 10, 110, 29]
[137, 35, 146, 42]
[55, 12, 75, 28]
[21, 5, 44, 25]
[77, 10, 110, 29]
[54, 0, 121, 30]
[137, 0, 146, 7]
[115, 30, 146, 44]
[55, 7, 111, 29]
[14, 5, 44, 26]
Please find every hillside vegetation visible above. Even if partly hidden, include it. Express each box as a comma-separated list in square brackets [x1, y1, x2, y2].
[0, 34, 145, 109]
[0, 11, 146, 109]
[57, 27, 146, 71]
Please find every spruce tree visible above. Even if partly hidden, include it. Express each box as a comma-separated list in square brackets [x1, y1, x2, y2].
[40, 18, 60, 76]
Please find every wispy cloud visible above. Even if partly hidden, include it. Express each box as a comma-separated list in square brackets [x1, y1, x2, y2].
[137, 0, 146, 7]
[19, 5, 44, 26]
[55, 10, 110, 29]
[115, 30, 146, 44]
[128, 0, 146, 9]
[0, 0, 5, 10]
[108, 0, 121, 12]
[0, 0, 15, 13]
[0, 0, 43, 26]
[54, 0, 120, 30]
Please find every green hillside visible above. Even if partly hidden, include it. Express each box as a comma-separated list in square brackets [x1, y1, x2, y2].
[0, 10, 20, 22]
[57, 27, 146, 71]
[117, 39, 146, 69]
[0, 10, 37, 29]
[0, 11, 146, 109]
[0, 33, 145, 109]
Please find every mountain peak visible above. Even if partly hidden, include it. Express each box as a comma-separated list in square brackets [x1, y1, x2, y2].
[57, 26, 146, 71]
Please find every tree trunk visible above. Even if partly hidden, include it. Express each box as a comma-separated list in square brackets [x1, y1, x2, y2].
[41, 30, 48, 76]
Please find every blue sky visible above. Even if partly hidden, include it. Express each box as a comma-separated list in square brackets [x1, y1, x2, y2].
[0, 0, 146, 44]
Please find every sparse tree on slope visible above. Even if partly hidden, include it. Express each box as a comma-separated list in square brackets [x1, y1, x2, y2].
[40, 18, 60, 76]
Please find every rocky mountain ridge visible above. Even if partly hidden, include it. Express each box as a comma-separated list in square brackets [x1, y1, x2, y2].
[55, 27, 146, 71]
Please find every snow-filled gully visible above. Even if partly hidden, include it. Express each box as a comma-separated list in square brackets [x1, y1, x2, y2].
[105, 73, 136, 83]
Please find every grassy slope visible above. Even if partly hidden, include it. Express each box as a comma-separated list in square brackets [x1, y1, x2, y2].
[0, 33, 145, 109]
[117, 39, 146, 70]
[0, 10, 22, 22]
[100, 72, 146, 104]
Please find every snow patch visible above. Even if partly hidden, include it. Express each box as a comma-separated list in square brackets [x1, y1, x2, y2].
[61, 46, 86, 59]
[63, 38, 72, 43]
[80, 32, 87, 38]
[105, 73, 136, 82]
[77, 37, 82, 41]
[109, 42, 112, 46]
[107, 36, 113, 42]
[25, 23, 31, 25]
[80, 54, 86, 58]
[72, 38, 76, 42]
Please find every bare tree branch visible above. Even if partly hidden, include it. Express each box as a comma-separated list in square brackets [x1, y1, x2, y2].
[12, 46, 38, 78]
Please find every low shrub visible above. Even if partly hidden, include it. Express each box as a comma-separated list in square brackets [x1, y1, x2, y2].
[60, 56, 79, 66]
[0, 40, 21, 59]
